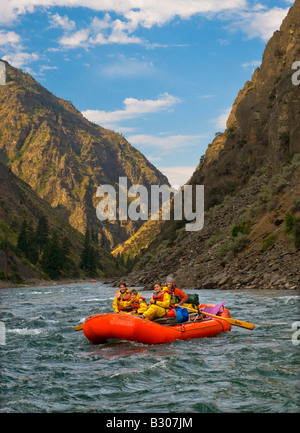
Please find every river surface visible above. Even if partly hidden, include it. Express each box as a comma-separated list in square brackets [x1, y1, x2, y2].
[0, 282, 299, 413]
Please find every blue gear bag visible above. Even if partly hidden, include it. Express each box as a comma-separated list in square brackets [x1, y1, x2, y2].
[175, 307, 189, 323]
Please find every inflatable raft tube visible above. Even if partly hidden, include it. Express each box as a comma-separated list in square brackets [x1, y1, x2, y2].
[83, 307, 231, 345]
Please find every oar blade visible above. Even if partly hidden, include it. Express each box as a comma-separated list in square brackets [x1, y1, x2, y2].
[230, 318, 255, 330]
[198, 309, 255, 331]
[74, 324, 84, 331]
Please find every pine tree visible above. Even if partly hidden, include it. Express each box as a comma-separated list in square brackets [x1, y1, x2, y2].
[16, 218, 79, 279]
[80, 230, 91, 271]
[88, 245, 98, 275]
[35, 216, 49, 253]
[17, 220, 28, 255]
[26, 223, 39, 264]
[80, 230, 98, 275]
[60, 236, 72, 270]
[0, 231, 9, 278]
[41, 232, 62, 279]
[61, 236, 71, 258]
[17, 220, 39, 264]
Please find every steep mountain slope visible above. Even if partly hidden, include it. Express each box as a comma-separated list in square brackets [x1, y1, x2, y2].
[120, 0, 300, 289]
[0, 61, 168, 250]
[191, 0, 300, 209]
[125, 155, 300, 289]
[0, 161, 121, 283]
[0, 161, 81, 282]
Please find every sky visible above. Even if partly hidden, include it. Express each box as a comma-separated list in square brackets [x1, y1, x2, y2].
[0, 0, 294, 188]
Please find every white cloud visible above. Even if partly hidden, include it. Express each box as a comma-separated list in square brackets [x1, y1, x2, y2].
[82, 93, 180, 128]
[0, 30, 21, 46]
[242, 60, 261, 69]
[0, 29, 40, 71]
[198, 94, 215, 99]
[123, 0, 247, 28]
[59, 29, 90, 48]
[147, 155, 162, 162]
[158, 166, 196, 187]
[59, 13, 143, 48]
[217, 38, 230, 46]
[228, 7, 290, 40]
[0, 1, 291, 45]
[214, 107, 231, 130]
[128, 133, 203, 152]
[2, 52, 39, 68]
[34, 64, 58, 76]
[48, 12, 76, 31]
[0, 0, 248, 26]
[40, 64, 57, 71]
[90, 15, 142, 45]
[99, 57, 154, 78]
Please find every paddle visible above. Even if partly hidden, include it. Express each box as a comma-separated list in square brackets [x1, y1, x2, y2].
[74, 313, 96, 331]
[184, 306, 255, 330]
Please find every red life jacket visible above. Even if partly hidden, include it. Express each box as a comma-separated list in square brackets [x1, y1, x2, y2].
[117, 291, 131, 311]
[169, 283, 180, 293]
[119, 292, 130, 301]
[169, 284, 183, 305]
[153, 289, 171, 303]
[130, 296, 146, 311]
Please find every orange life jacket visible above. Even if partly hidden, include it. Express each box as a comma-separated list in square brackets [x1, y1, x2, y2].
[169, 283, 178, 291]
[153, 289, 171, 303]
[130, 296, 146, 311]
[168, 284, 187, 305]
[117, 291, 131, 311]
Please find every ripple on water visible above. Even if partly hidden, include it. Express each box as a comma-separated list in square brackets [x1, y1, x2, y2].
[0, 285, 299, 413]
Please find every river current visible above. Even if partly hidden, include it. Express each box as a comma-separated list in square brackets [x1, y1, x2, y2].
[0, 282, 299, 413]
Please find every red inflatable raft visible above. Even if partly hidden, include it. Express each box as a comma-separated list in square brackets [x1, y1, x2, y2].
[83, 306, 231, 345]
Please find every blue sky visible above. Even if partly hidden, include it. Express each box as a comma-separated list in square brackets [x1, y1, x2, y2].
[0, 0, 294, 187]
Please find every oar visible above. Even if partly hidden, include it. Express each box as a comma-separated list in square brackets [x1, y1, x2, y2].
[74, 323, 84, 331]
[74, 314, 94, 331]
[184, 306, 255, 330]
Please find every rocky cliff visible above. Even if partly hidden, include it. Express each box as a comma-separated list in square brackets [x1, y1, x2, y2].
[125, 155, 300, 290]
[120, 0, 300, 290]
[192, 0, 300, 209]
[0, 61, 168, 250]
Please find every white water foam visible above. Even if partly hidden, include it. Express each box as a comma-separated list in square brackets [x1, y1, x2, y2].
[8, 328, 43, 336]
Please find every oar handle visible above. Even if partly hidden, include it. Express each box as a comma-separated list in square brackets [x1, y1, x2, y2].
[184, 305, 255, 330]
[199, 310, 255, 330]
[74, 314, 95, 331]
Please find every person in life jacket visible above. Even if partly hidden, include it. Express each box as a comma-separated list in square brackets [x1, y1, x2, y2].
[163, 275, 188, 308]
[127, 289, 148, 315]
[140, 283, 171, 321]
[112, 283, 131, 313]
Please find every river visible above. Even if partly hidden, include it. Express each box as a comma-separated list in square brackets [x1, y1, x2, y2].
[0, 282, 299, 413]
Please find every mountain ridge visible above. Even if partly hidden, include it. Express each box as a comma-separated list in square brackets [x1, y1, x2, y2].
[0, 60, 169, 250]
